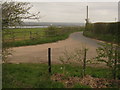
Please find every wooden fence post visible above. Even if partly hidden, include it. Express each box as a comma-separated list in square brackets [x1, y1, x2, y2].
[48, 48, 51, 74]
[113, 46, 117, 80]
[23, 32, 26, 40]
[83, 48, 87, 77]
[12, 32, 15, 41]
[29, 31, 32, 39]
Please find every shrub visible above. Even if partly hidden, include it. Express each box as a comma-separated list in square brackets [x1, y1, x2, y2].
[95, 43, 120, 79]
[45, 26, 58, 36]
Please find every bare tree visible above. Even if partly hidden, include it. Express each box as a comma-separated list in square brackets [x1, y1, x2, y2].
[2, 1, 40, 28]
[2, 1, 40, 62]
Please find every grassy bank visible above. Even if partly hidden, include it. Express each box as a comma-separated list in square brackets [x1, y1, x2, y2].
[83, 31, 118, 43]
[5, 33, 70, 47]
[3, 63, 117, 88]
[83, 22, 119, 44]
[3, 26, 83, 47]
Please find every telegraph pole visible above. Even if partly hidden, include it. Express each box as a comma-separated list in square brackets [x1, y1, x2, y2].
[85, 6, 89, 30]
[87, 5, 88, 23]
[86, 6, 89, 26]
[118, 1, 120, 22]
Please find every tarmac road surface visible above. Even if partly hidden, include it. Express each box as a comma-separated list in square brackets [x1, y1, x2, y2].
[7, 32, 102, 64]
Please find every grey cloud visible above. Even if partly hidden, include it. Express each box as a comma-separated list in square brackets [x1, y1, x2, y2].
[27, 2, 118, 23]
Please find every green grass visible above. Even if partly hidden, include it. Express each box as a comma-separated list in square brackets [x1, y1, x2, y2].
[83, 31, 119, 43]
[3, 63, 112, 88]
[3, 26, 82, 47]
[3, 28, 46, 40]
[3, 64, 64, 88]
[3, 28, 47, 34]
[6, 34, 69, 47]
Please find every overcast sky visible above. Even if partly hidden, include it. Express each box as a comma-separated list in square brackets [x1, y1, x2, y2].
[25, 2, 118, 23]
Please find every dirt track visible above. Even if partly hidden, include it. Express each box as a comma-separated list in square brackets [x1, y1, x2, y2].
[7, 32, 102, 64]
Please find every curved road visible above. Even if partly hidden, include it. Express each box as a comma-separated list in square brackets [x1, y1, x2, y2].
[70, 32, 100, 47]
[7, 32, 102, 64]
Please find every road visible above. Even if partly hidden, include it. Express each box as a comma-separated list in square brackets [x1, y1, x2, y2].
[7, 32, 102, 64]
[70, 32, 100, 47]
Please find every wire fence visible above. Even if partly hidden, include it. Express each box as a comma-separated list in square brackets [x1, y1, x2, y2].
[3, 31, 45, 42]
[3, 27, 81, 42]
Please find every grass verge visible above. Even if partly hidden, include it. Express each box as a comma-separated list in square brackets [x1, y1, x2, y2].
[6, 33, 71, 47]
[3, 63, 113, 88]
[4, 27, 83, 47]
[83, 31, 119, 43]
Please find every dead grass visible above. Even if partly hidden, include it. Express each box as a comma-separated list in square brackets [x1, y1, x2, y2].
[51, 73, 120, 88]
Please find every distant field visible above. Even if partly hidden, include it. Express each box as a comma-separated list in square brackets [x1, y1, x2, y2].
[3, 28, 47, 42]
[4, 28, 47, 32]
[3, 26, 83, 47]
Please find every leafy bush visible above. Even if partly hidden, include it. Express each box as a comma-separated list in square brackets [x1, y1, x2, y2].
[95, 43, 120, 79]
[58, 47, 89, 77]
[45, 26, 58, 36]
[85, 23, 94, 31]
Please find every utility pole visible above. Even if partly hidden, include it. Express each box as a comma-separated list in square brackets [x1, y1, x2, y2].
[87, 5, 89, 23]
[86, 6, 89, 25]
[85, 5, 89, 31]
[115, 18, 117, 22]
[118, 1, 120, 22]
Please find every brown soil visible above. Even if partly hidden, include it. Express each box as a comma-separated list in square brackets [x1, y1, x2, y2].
[51, 73, 120, 88]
